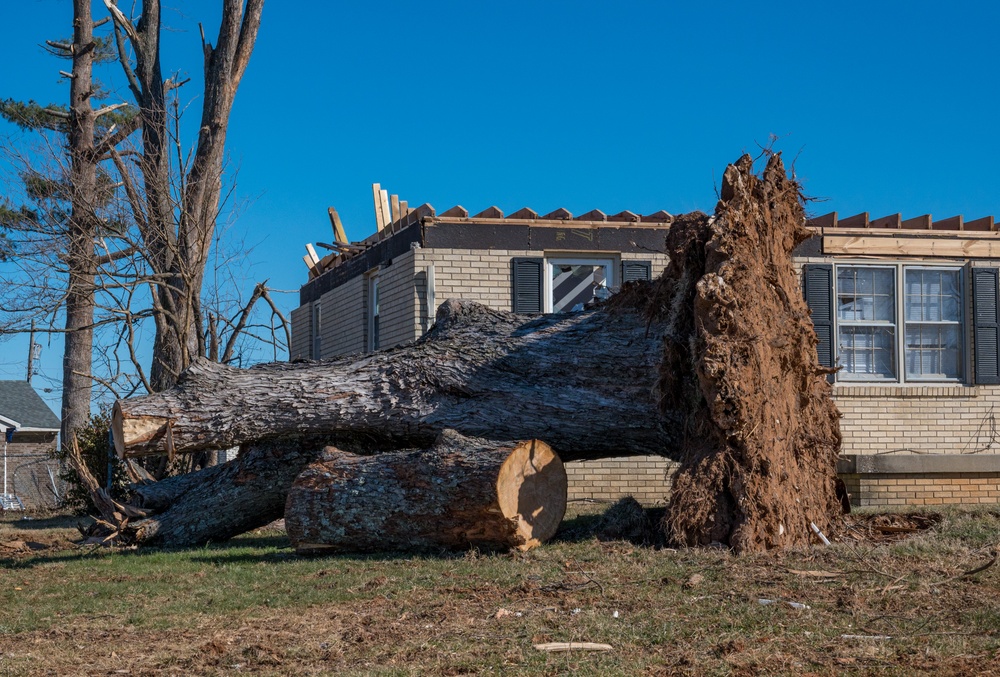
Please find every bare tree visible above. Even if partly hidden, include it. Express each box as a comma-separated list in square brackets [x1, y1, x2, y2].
[103, 0, 265, 391]
[0, 3, 140, 444]
[2, 0, 280, 428]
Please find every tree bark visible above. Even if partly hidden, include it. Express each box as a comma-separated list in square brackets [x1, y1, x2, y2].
[285, 430, 567, 554]
[113, 299, 669, 463]
[130, 437, 321, 546]
[61, 0, 98, 446]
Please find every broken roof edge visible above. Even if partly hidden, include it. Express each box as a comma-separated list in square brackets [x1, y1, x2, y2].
[308, 204, 675, 277]
[808, 211, 997, 233]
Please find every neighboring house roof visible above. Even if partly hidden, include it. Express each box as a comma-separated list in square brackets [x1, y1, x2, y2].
[0, 381, 60, 431]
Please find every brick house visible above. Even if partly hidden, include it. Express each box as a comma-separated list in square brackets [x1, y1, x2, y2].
[290, 197, 1000, 508]
[0, 381, 61, 510]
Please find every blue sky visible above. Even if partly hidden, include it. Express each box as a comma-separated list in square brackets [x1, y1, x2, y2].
[1, 0, 999, 409]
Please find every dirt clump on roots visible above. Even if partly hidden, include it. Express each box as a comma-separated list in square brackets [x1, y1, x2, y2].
[650, 152, 842, 553]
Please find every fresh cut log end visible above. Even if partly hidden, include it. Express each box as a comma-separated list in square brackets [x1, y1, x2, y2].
[285, 430, 568, 554]
[496, 439, 567, 550]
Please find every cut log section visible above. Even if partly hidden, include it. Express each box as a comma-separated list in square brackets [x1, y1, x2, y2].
[285, 430, 567, 554]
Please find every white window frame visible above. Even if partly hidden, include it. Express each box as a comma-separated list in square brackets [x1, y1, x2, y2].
[544, 257, 615, 313]
[833, 262, 966, 384]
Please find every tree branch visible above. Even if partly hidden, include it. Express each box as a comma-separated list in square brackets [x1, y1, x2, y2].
[107, 6, 142, 100]
[232, 0, 265, 85]
[259, 285, 291, 355]
[220, 282, 264, 364]
[95, 102, 128, 117]
[42, 108, 71, 120]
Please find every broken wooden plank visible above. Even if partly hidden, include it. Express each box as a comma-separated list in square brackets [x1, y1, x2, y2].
[328, 207, 348, 244]
[372, 183, 387, 231]
[380, 189, 391, 232]
[390, 194, 400, 225]
[305, 243, 320, 266]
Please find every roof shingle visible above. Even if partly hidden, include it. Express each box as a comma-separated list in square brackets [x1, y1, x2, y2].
[0, 381, 60, 430]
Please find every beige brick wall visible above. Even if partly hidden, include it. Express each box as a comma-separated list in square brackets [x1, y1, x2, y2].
[833, 386, 999, 456]
[565, 456, 676, 506]
[318, 275, 366, 356]
[372, 250, 422, 350]
[289, 303, 312, 360]
[417, 248, 671, 314]
[841, 473, 1000, 507]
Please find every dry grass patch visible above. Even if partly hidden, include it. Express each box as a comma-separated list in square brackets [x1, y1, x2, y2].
[1, 504, 998, 675]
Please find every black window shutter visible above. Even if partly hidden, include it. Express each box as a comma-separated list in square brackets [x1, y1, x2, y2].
[512, 258, 543, 313]
[973, 268, 1000, 385]
[803, 264, 834, 369]
[621, 260, 652, 283]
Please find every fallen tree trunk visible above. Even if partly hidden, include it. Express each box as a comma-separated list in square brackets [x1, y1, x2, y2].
[131, 438, 325, 546]
[285, 430, 567, 554]
[105, 151, 842, 553]
[113, 299, 669, 462]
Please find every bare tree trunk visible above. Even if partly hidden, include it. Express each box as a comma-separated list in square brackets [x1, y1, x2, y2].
[285, 431, 567, 554]
[61, 0, 98, 445]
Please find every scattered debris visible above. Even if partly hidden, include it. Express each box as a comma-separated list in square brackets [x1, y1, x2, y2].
[811, 522, 832, 545]
[758, 599, 811, 610]
[684, 573, 704, 589]
[534, 642, 613, 653]
[841, 634, 891, 641]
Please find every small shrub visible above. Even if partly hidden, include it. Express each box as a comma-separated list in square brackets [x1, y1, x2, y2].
[54, 410, 131, 515]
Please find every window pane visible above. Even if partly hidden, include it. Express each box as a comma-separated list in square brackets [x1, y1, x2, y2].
[837, 267, 894, 322]
[905, 324, 961, 379]
[551, 264, 608, 312]
[904, 269, 961, 323]
[838, 326, 896, 379]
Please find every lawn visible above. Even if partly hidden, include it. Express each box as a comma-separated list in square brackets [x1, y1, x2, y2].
[1, 505, 999, 675]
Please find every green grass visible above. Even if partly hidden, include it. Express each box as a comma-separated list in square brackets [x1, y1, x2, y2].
[1, 505, 999, 675]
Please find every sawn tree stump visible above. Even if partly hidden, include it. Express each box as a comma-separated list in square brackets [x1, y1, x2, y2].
[285, 430, 567, 553]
